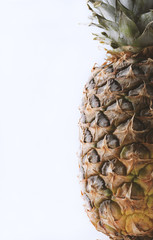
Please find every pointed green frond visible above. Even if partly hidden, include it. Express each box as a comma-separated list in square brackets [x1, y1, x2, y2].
[138, 11, 153, 32]
[119, 0, 133, 11]
[103, 0, 117, 8]
[99, 2, 116, 22]
[119, 13, 140, 45]
[96, 15, 118, 32]
[133, 0, 153, 15]
[136, 21, 153, 47]
[118, 1, 134, 21]
[89, 1, 116, 22]
[87, 0, 153, 50]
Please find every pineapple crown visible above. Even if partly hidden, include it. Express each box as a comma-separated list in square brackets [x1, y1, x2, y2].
[88, 0, 153, 52]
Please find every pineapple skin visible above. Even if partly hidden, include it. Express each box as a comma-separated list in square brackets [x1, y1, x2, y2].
[79, 56, 153, 240]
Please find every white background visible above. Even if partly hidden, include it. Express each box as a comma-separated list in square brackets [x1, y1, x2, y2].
[0, 1, 108, 240]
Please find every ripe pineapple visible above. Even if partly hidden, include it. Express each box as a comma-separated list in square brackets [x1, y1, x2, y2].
[79, 1, 153, 239]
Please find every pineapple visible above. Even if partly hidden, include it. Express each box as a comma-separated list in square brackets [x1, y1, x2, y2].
[79, 1, 153, 239]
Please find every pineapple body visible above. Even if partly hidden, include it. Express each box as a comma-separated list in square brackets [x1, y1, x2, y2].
[79, 57, 153, 239]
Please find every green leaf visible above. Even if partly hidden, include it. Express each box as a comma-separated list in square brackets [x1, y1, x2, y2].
[133, 0, 153, 15]
[96, 15, 119, 42]
[97, 2, 116, 22]
[103, 0, 117, 8]
[87, 0, 153, 49]
[96, 15, 118, 31]
[119, 0, 133, 11]
[135, 21, 153, 47]
[138, 11, 153, 32]
[119, 12, 140, 45]
[118, 0, 134, 21]
[144, 0, 153, 9]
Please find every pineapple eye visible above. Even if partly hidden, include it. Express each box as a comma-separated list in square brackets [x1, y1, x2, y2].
[99, 200, 122, 221]
[105, 65, 113, 73]
[139, 164, 153, 180]
[126, 214, 153, 236]
[87, 175, 105, 192]
[90, 95, 100, 108]
[97, 83, 107, 94]
[128, 83, 144, 96]
[96, 111, 110, 127]
[132, 65, 144, 75]
[140, 107, 152, 117]
[84, 129, 93, 143]
[87, 149, 100, 163]
[80, 113, 86, 124]
[108, 79, 122, 92]
[83, 193, 93, 210]
[110, 201, 122, 220]
[101, 159, 126, 176]
[116, 183, 144, 200]
[118, 98, 133, 111]
[132, 118, 145, 131]
[106, 134, 119, 149]
[116, 66, 131, 78]
[101, 161, 110, 176]
[131, 183, 144, 200]
[106, 101, 117, 111]
[120, 143, 150, 159]
[87, 78, 95, 90]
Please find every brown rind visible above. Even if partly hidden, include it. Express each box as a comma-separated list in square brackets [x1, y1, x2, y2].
[79, 57, 153, 239]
